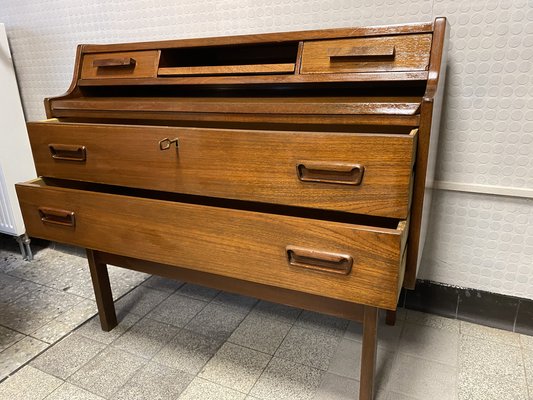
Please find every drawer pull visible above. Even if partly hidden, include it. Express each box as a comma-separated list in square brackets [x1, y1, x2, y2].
[328, 46, 395, 60]
[286, 246, 353, 275]
[159, 137, 179, 150]
[296, 162, 364, 185]
[48, 144, 86, 162]
[38, 207, 76, 227]
[92, 57, 136, 67]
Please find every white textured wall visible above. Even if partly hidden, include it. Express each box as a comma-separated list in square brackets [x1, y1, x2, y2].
[1, 0, 532, 298]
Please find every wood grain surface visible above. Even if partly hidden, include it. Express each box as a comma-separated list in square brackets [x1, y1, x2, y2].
[81, 50, 160, 79]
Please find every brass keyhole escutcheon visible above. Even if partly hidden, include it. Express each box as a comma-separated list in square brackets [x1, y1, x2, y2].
[159, 138, 179, 150]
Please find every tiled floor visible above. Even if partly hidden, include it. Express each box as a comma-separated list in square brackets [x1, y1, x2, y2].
[0, 235, 532, 400]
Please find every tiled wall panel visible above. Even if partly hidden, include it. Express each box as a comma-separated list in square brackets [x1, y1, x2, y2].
[0, 0, 532, 298]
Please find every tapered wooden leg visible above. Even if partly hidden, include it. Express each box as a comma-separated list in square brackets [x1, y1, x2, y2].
[87, 249, 117, 331]
[385, 310, 397, 326]
[359, 306, 378, 400]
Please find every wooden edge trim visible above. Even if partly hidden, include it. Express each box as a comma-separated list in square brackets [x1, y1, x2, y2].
[424, 17, 449, 100]
[96, 251, 365, 321]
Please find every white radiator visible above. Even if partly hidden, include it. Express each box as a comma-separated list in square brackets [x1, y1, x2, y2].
[0, 23, 37, 252]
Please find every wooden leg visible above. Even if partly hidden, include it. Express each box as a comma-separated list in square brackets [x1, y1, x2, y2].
[385, 310, 397, 326]
[87, 249, 117, 331]
[359, 306, 378, 400]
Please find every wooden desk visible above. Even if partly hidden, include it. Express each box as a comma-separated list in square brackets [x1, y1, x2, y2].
[16, 18, 448, 399]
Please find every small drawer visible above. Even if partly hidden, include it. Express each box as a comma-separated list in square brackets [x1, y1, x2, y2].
[300, 34, 432, 74]
[80, 50, 160, 79]
[16, 178, 407, 309]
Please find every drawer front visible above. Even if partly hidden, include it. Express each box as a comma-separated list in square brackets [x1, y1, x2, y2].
[80, 50, 160, 79]
[16, 179, 406, 309]
[301, 34, 432, 74]
[28, 122, 417, 219]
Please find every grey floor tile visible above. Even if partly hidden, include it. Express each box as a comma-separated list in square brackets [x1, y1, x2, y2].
[114, 286, 170, 317]
[344, 318, 404, 351]
[405, 310, 459, 333]
[31, 299, 97, 344]
[249, 301, 302, 324]
[314, 372, 359, 400]
[199, 342, 271, 393]
[295, 310, 349, 337]
[275, 325, 341, 370]
[212, 292, 258, 314]
[399, 322, 459, 366]
[458, 335, 527, 400]
[521, 334, 533, 351]
[153, 329, 224, 375]
[228, 312, 291, 355]
[115, 361, 193, 400]
[388, 353, 456, 400]
[186, 303, 248, 341]
[31, 333, 105, 380]
[0, 365, 62, 400]
[47, 265, 96, 300]
[520, 349, 533, 390]
[0, 272, 41, 304]
[460, 320, 521, 347]
[179, 377, 246, 400]
[76, 312, 141, 345]
[111, 317, 179, 359]
[147, 294, 208, 328]
[0, 286, 83, 334]
[45, 382, 106, 400]
[68, 347, 146, 398]
[327, 337, 395, 386]
[0, 336, 49, 380]
[250, 357, 324, 400]
[177, 283, 220, 302]
[107, 265, 150, 289]
[142, 275, 184, 293]
[384, 392, 420, 400]
[0, 325, 25, 352]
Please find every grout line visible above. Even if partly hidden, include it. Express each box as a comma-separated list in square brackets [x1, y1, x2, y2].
[513, 300, 521, 333]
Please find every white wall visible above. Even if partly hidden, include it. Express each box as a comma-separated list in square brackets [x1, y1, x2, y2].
[1, 0, 532, 298]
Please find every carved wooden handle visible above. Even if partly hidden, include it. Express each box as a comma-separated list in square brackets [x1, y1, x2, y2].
[92, 57, 136, 67]
[286, 246, 353, 275]
[296, 162, 364, 185]
[38, 207, 76, 227]
[328, 46, 395, 59]
[48, 144, 86, 161]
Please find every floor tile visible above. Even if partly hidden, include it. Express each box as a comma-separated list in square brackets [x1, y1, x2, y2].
[177, 283, 220, 302]
[458, 335, 527, 400]
[45, 382, 106, 400]
[399, 322, 459, 366]
[107, 265, 150, 290]
[114, 286, 170, 317]
[327, 337, 395, 385]
[521, 349, 533, 389]
[384, 392, 419, 400]
[68, 347, 146, 398]
[228, 312, 291, 354]
[111, 317, 179, 359]
[344, 318, 404, 351]
[249, 301, 302, 324]
[47, 265, 96, 300]
[141, 275, 184, 293]
[199, 342, 270, 393]
[0, 336, 49, 380]
[460, 320, 521, 347]
[250, 357, 324, 400]
[147, 293, 208, 328]
[388, 353, 456, 400]
[405, 309, 459, 333]
[186, 303, 248, 341]
[115, 361, 193, 400]
[152, 329, 224, 375]
[31, 333, 105, 380]
[314, 372, 359, 400]
[0, 366, 62, 400]
[212, 292, 258, 314]
[0, 272, 41, 304]
[295, 310, 349, 337]
[275, 325, 341, 370]
[179, 377, 246, 400]
[31, 299, 97, 344]
[521, 334, 533, 351]
[76, 312, 141, 345]
[0, 325, 25, 352]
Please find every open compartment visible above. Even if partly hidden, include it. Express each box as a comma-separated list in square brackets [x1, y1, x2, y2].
[157, 42, 300, 76]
